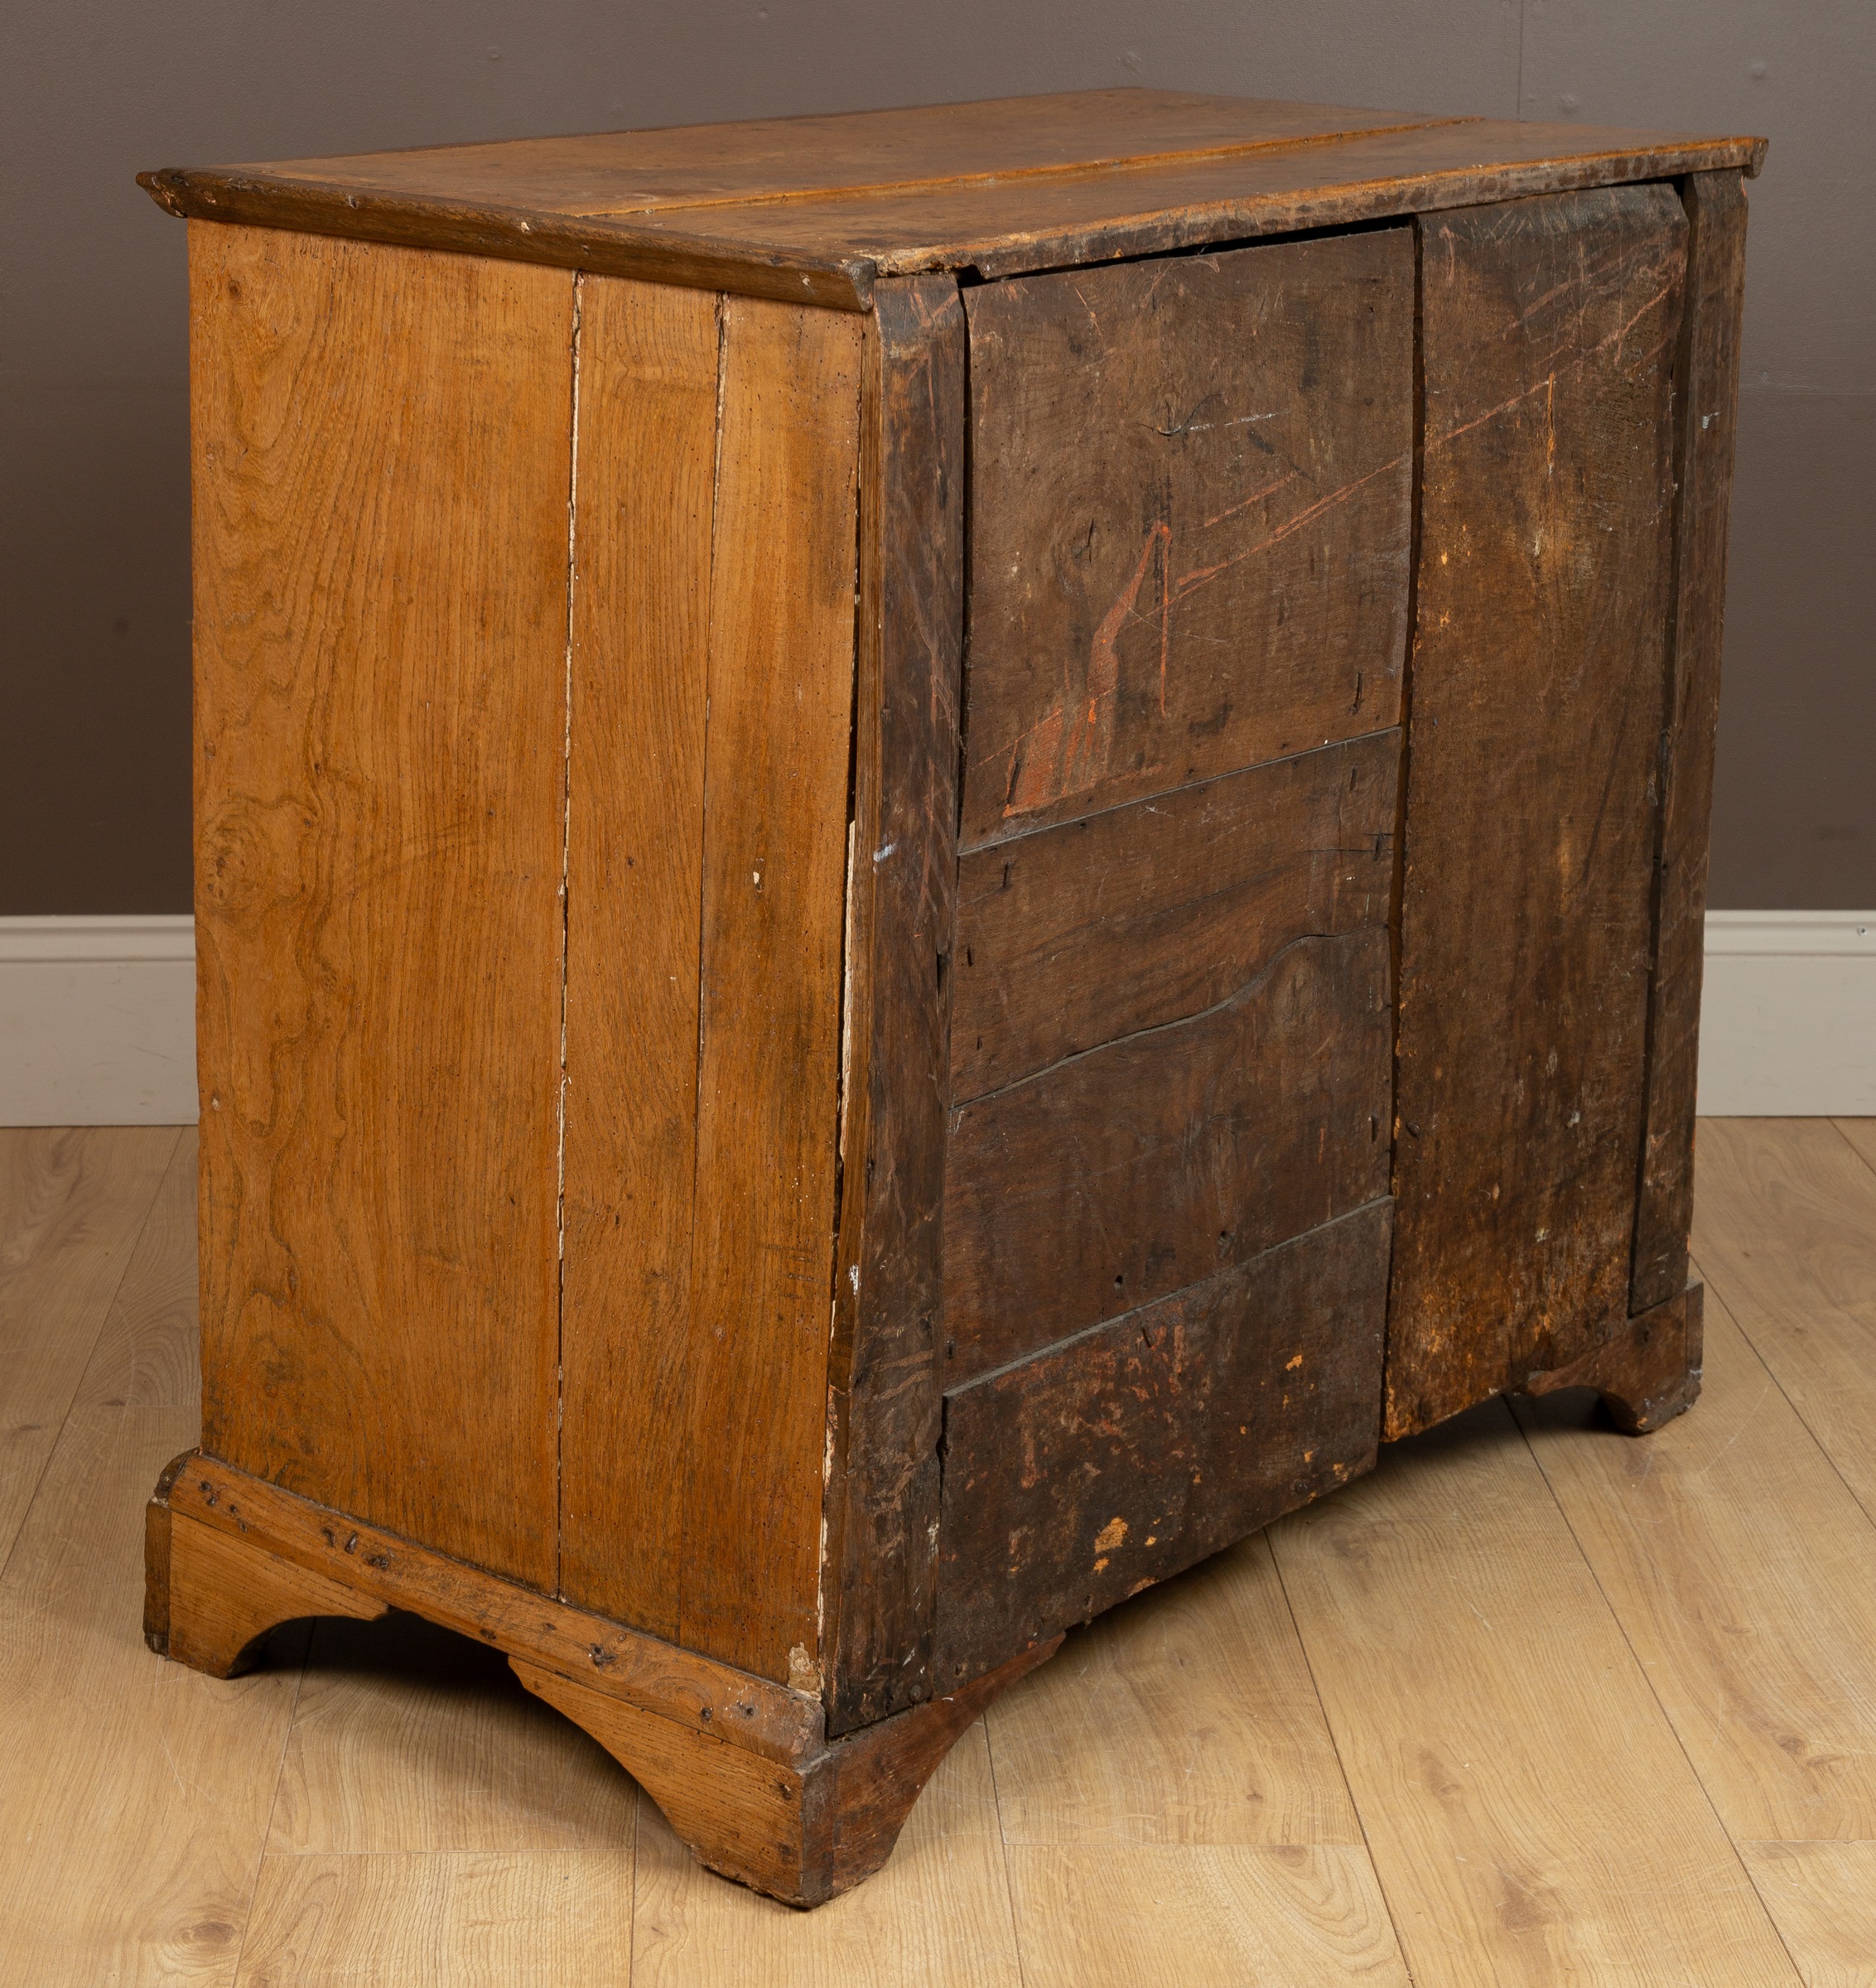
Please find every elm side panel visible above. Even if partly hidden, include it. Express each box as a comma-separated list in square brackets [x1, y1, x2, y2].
[681, 297, 861, 1686]
[823, 275, 967, 1735]
[960, 229, 1413, 847]
[1386, 185, 1687, 1440]
[1631, 171, 1749, 1314]
[191, 225, 570, 1585]
[934, 1198, 1393, 1686]
[559, 277, 719, 1634]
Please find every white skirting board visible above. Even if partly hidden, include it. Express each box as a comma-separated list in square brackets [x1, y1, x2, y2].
[2, 911, 1872, 1127]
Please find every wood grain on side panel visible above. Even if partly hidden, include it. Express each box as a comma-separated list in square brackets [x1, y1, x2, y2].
[960, 229, 1412, 846]
[682, 297, 862, 1685]
[1630, 171, 1749, 1314]
[944, 922, 1393, 1387]
[822, 276, 967, 1735]
[1386, 186, 1687, 1440]
[190, 224, 571, 1585]
[559, 277, 720, 1635]
[952, 732, 1398, 1103]
[935, 1199, 1392, 1686]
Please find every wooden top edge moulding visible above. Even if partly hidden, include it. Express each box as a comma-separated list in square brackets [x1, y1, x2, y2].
[139, 86, 1767, 309]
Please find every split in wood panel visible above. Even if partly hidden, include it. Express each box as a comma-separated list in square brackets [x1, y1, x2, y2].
[681, 295, 861, 1684]
[1387, 183, 1689, 1437]
[952, 731, 1398, 1103]
[190, 224, 571, 1585]
[944, 927, 1391, 1382]
[559, 274, 718, 1638]
[961, 229, 1412, 844]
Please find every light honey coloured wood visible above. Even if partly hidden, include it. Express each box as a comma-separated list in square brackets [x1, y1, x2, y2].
[190, 223, 571, 1587]
[141, 91, 1758, 1911]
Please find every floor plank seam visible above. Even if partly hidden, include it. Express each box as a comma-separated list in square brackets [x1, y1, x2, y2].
[0, 1126, 181, 1586]
[1691, 1247, 1876, 1538]
[979, 1709, 1034, 1988]
[1507, 1395, 1810, 1982]
[1264, 1528, 1422, 1986]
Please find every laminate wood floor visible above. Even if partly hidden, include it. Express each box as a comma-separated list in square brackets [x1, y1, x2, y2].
[3, 1119, 1874, 1986]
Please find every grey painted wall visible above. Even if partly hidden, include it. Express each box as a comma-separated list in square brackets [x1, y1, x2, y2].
[2, 1, 1869, 912]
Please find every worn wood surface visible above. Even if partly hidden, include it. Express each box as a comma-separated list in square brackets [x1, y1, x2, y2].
[559, 275, 718, 1639]
[1384, 184, 1688, 1440]
[1631, 171, 1751, 1314]
[962, 232, 1412, 844]
[1522, 1280, 1705, 1433]
[944, 926, 1391, 1383]
[140, 94, 1763, 302]
[680, 297, 861, 1687]
[157, 1510, 388, 1675]
[190, 224, 570, 1583]
[822, 274, 966, 1737]
[935, 1201, 1390, 1685]
[517, 1637, 1057, 1907]
[157, 1450, 827, 1765]
[953, 734, 1396, 1102]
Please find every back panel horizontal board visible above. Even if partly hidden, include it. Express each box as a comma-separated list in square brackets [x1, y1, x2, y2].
[952, 731, 1398, 1102]
[190, 225, 571, 1586]
[943, 926, 1392, 1386]
[1385, 184, 1686, 1440]
[935, 1197, 1392, 1686]
[960, 229, 1413, 847]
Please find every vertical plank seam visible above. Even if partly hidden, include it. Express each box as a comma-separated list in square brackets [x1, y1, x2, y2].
[1829, 1117, 1876, 1186]
[555, 272, 584, 1600]
[1505, 1397, 1809, 1981]
[1265, 1529, 1424, 1986]
[0, 1126, 181, 1587]
[1627, 180, 1701, 1314]
[679, 293, 729, 1653]
[1380, 218, 1428, 1440]
[978, 1713, 1034, 1988]
[229, 1624, 314, 1978]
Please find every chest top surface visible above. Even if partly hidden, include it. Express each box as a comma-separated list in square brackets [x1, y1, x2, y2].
[142, 87, 1763, 310]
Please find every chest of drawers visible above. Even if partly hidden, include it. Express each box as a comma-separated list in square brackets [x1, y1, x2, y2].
[139, 88, 1760, 1906]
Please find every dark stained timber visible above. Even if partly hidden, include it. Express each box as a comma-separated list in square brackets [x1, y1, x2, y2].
[952, 732, 1398, 1103]
[943, 924, 1392, 1385]
[1630, 171, 1750, 1315]
[933, 1199, 1393, 1686]
[822, 275, 967, 1735]
[960, 229, 1414, 846]
[1386, 184, 1688, 1440]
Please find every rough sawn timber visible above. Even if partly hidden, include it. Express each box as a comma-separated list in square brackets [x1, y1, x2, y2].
[961, 229, 1413, 845]
[821, 274, 967, 1737]
[934, 1199, 1393, 1686]
[1385, 183, 1688, 1440]
[1629, 171, 1750, 1315]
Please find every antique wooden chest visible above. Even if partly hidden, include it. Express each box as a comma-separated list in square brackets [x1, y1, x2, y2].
[138, 89, 1762, 1906]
